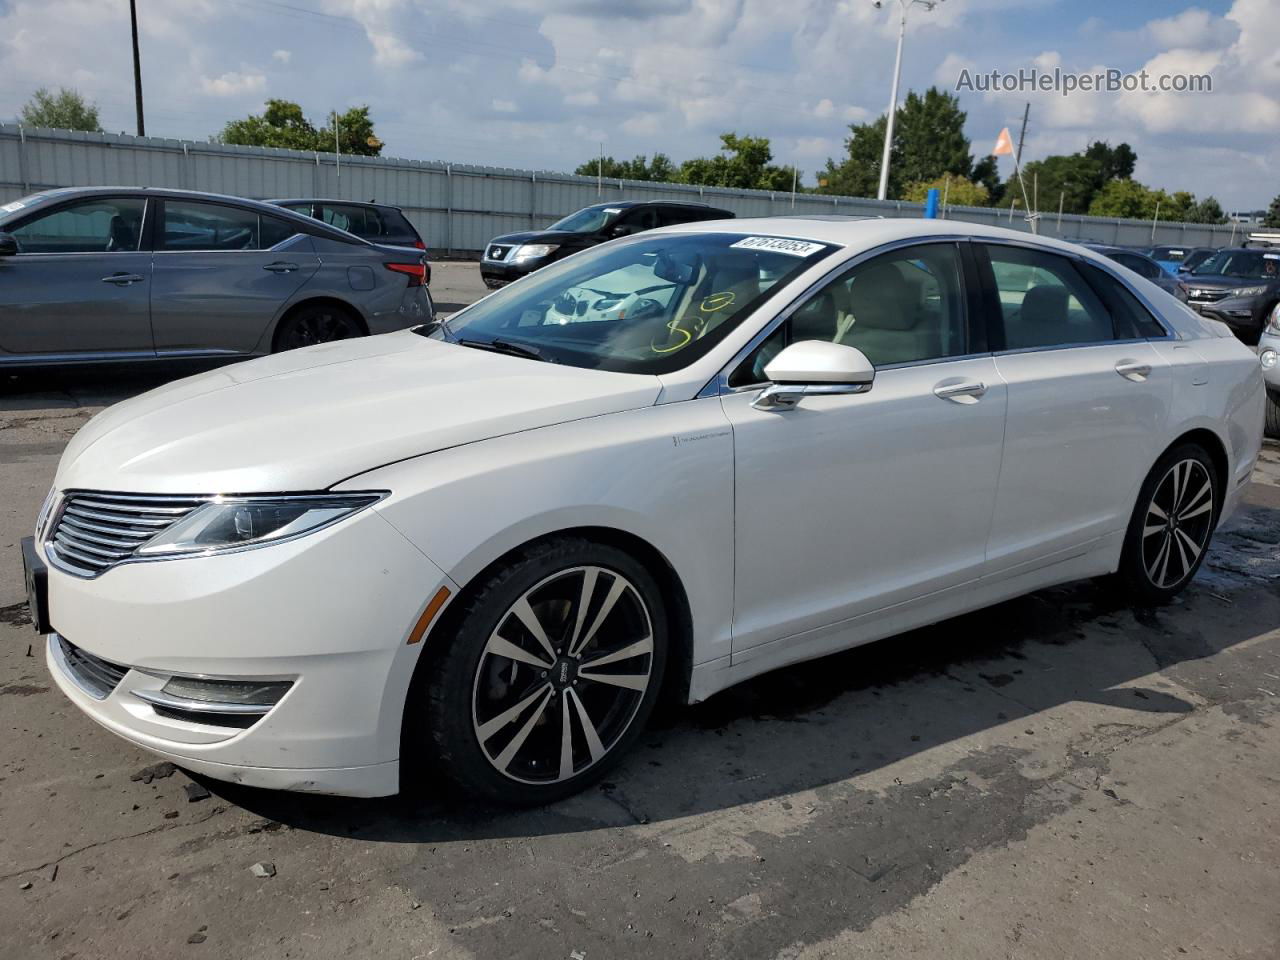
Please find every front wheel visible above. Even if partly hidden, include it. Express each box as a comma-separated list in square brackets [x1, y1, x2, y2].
[1115, 443, 1219, 603]
[422, 537, 668, 805]
[1266, 390, 1280, 440]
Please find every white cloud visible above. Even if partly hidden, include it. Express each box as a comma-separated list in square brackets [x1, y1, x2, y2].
[491, 98, 518, 113]
[564, 90, 599, 107]
[322, 0, 420, 67]
[272, 49, 292, 64]
[199, 70, 266, 97]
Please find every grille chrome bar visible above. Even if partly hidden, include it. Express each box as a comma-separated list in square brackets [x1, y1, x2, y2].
[46, 491, 208, 578]
[52, 634, 130, 700]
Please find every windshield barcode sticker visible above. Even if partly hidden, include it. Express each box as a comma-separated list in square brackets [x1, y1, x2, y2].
[730, 236, 825, 257]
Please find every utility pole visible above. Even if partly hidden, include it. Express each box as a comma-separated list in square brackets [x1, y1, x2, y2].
[874, 0, 944, 202]
[334, 111, 340, 179]
[791, 165, 798, 209]
[597, 143, 603, 197]
[1015, 102, 1030, 167]
[129, 0, 145, 136]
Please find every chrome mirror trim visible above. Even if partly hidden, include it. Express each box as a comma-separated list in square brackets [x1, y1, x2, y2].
[751, 381, 873, 410]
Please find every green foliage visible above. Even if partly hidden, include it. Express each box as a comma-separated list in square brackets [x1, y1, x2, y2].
[677, 133, 799, 191]
[998, 141, 1137, 214]
[219, 100, 383, 156]
[903, 175, 989, 207]
[1088, 178, 1160, 219]
[574, 154, 676, 182]
[20, 87, 101, 132]
[1265, 195, 1280, 229]
[819, 87, 985, 201]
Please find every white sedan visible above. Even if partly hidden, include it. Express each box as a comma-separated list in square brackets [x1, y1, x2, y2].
[25, 218, 1266, 805]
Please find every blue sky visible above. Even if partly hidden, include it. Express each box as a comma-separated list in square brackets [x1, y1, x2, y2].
[0, 0, 1275, 210]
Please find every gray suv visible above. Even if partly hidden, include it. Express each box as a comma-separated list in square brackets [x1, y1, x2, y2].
[0, 187, 434, 367]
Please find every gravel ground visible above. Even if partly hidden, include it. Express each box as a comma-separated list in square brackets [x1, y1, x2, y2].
[2, 263, 1279, 959]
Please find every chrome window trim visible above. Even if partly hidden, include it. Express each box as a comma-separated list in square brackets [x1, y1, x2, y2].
[698, 234, 975, 397]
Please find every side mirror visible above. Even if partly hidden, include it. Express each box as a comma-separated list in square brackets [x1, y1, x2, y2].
[0, 232, 18, 257]
[754, 340, 875, 409]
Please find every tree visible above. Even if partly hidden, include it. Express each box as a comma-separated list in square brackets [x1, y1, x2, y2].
[819, 87, 983, 200]
[676, 133, 799, 191]
[20, 87, 101, 132]
[1264, 195, 1280, 229]
[1088, 179, 1162, 219]
[998, 140, 1138, 214]
[903, 175, 989, 207]
[218, 100, 383, 156]
[574, 154, 676, 182]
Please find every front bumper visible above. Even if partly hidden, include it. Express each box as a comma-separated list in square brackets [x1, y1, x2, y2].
[1259, 330, 1280, 392]
[478, 258, 545, 288]
[39, 506, 456, 797]
[1185, 297, 1266, 345]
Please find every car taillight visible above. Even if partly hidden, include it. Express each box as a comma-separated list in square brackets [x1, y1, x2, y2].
[413, 240, 426, 250]
[385, 261, 426, 287]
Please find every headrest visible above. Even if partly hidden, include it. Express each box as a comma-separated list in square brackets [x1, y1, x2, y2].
[848, 261, 916, 331]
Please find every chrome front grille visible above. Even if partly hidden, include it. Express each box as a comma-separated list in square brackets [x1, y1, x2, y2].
[55, 635, 129, 700]
[47, 491, 206, 577]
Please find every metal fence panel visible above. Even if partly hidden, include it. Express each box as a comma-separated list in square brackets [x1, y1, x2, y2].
[0, 124, 1251, 254]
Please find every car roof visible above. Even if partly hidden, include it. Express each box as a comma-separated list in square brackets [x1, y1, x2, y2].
[575, 199, 730, 211]
[658, 215, 1131, 257]
[2, 185, 362, 242]
[268, 198, 402, 211]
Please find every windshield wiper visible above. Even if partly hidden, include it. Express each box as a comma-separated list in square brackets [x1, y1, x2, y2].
[457, 338, 552, 363]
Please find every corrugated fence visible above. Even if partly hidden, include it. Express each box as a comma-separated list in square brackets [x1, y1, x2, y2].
[0, 124, 1252, 254]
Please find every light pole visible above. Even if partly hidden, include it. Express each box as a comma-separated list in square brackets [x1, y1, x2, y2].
[874, 0, 943, 202]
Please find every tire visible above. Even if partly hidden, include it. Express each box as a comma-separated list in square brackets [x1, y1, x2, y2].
[1115, 443, 1220, 604]
[1266, 390, 1280, 441]
[272, 303, 364, 352]
[420, 536, 668, 805]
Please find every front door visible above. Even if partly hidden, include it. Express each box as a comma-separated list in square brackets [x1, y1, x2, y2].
[150, 199, 320, 355]
[723, 241, 1007, 654]
[0, 196, 153, 359]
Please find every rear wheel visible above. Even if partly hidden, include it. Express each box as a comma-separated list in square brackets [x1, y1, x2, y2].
[272, 303, 364, 352]
[421, 537, 667, 805]
[1266, 390, 1280, 440]
[1115, 443, 1219, 603]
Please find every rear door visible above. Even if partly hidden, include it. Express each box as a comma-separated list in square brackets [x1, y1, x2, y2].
[977, 242, 1173, 575]
[0, 196, 153, 358]
[150, 200, 320, 355]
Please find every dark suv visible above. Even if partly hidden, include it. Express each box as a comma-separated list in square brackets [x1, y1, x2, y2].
[479, 200, 734, 288]
[1177, 247, 1280, 344]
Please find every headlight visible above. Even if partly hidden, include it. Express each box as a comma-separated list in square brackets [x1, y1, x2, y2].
[512, 243, 558, 262]
[1268, 302, 1280, 333]
[1230, 285, 1267, 298]
[1260, 349, 1278, 370]
[135, 493, 384, 558]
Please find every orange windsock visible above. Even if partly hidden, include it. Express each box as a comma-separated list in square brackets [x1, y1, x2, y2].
[992, 127, 1015, 156]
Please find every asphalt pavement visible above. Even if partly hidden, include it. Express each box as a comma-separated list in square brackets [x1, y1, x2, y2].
[2, 262, 1279, 959]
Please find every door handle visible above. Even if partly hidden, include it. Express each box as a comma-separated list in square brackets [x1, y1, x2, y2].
[263, 261, 299, 273]
[1115, 360, 1152, 382]
[101, 273, 144, 285]
[933, 379, 987, 404]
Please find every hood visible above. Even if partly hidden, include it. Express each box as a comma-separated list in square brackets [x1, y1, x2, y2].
[56, 331, 662, 494]
[1182, 276, 1278, 292]
[489, 229, 591, 245]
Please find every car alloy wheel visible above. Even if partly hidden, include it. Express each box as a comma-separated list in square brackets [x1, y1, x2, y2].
[1141, 458, 1215, 590]
[275, 308, 363, 351]
[470, 565, 654, 785]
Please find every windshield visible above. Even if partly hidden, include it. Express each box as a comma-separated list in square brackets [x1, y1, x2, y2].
[1151, 246, 1187, 261]
[1191, 250, 1280, 281]
[547, 204, 624, 234]
[425, 232, 836, 374]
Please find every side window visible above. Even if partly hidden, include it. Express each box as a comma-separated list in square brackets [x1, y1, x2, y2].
[1079, 262, 1168, 339]
[614, 208, 659, 236]
[259, 216, 300, 249]
[729, 243, 968, 386]
[984, 245, 1115, 350]
[1114, 253, 1159, 279]
[321, 204, 365, 235]
[656, 207, 697, 227]
[9, 197, 146, 254]
[162, 201, 260, 251]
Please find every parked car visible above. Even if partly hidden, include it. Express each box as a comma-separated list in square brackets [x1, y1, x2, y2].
[0, 187, 433, 367]
[270, 198, 430, 284]
[479, 200, 734, 288]
[1084, 244, 1181, 296]
[1148, 244, 1216, 275]
[26, 218, 1264, 805]
[1258, 303, 1280, 437]
[1176, 247, 1280, 344]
